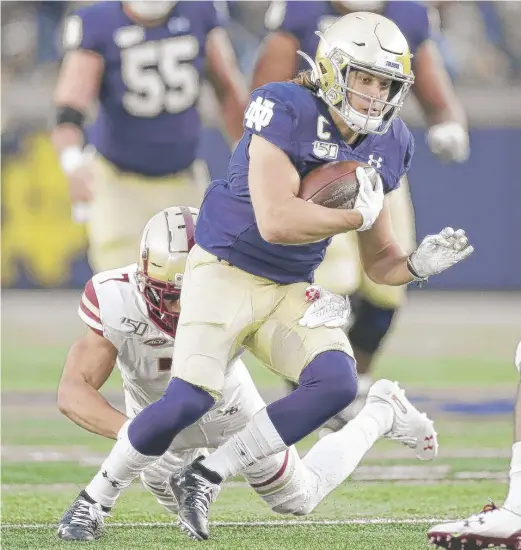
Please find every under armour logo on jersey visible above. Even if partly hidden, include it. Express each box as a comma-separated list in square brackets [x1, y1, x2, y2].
[245, 97, 275, 132]
[368, 154, 383, 169]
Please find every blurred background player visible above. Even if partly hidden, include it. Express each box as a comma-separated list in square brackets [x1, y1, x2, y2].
[52, 1, 247, 273]
[252, 0, 470, 417]
[56, 206, 438, 542]
[428, 340, 521, 550]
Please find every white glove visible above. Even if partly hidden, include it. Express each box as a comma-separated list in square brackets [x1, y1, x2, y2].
[354, 166, 384, 232]
[426, 122, 470, 163]
[299, 285, 351, 329]
[408, 227, 474, 280]
[515, 340, 521, 373]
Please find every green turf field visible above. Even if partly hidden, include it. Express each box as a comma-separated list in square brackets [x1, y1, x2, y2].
[2, 292, 519, 549]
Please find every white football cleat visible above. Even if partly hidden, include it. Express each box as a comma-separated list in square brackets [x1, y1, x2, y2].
[428, 502, 521, 550]
[367, 379, 438, 460]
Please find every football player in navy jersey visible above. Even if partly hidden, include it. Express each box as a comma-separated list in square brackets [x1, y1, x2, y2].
[71, 13, 473, 541]
[252, 0, 470, 418]
[52, 1, 247, 272]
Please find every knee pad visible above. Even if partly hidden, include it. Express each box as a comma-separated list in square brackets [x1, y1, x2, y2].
[349, 297, 396, 354]
[128, 378, 214, 456]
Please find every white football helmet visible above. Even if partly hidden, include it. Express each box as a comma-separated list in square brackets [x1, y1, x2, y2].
[299, 12, 414, 134]
[124, 1, 176, 21]
[137, 206, 198, 337]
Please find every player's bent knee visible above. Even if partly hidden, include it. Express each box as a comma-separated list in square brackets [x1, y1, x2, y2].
[162, 377, 216, 425]
[301, 351, 358, 415]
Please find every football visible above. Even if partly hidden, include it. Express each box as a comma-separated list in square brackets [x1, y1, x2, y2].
[298, 160, 375, 209]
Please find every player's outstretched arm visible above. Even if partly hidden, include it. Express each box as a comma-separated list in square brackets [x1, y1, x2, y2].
[52, 46, 103, 206]
[206, 28, 249, 145]
[357, 198, 414, 286]
[249, 135, 364, 244]
[57, 328, 127, 440]
[413, 40, 469, 163]
[358, 202, 474, 286]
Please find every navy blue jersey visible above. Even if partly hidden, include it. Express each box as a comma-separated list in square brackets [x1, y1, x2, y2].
[196, 82, 414, 284]
[64, 1, 223, 176]
[266, 1, 431, 72]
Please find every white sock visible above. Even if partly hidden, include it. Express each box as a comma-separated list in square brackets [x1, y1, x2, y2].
[201, 408, 288, 480]
[85, 430, 159, 508]
[296, 401, 393, 514]
[504, 441, 521, 513]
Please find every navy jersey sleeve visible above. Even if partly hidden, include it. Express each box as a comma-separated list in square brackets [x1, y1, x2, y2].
[62, 5, 106, 55]
[265, 1, 317, 42]
[386, 1, 431, 56]
[206, 1, 228, 33]
[399, 131, 415, 179]
[243, 84, 297, 160]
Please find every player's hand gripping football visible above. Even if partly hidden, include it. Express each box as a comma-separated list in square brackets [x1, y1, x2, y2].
[408, 227, 474, 281]
[354, 167, 384, 231]
[426, 122, 470, 163]
[299, 286, 351, 329]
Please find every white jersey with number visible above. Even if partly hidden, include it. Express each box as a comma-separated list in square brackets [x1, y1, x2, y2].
[78, 264, 261, 428]
[78, 264, 311, 517]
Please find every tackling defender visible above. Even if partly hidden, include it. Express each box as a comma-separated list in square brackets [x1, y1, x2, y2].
[57, 206, 438, 541]
[72, 13, 473, 542]
[428, 341, 521, 550]
[52, 1, 247, 272]
[253, 0, 470, 417]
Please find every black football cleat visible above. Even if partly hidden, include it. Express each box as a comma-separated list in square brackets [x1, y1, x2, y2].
[169, 457, 222, 541]
[57, 490, 109, 541]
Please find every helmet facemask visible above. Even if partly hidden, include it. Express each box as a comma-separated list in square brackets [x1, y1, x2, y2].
[137, 270, 182, 338]
[299, 31, 414, 135]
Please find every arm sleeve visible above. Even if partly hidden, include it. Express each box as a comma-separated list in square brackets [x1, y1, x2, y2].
[399, 131, 415, 179]
[406, 4, 432, 55]
[244, 86, 298, 160]
[206, 1, 229, 33]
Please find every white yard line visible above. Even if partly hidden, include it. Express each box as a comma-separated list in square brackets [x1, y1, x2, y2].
[1, 471, 508, 493]
[1, 518, 450, 529]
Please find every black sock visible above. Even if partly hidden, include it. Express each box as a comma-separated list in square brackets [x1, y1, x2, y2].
[80, 490, 111, 513]
[192, 457, 223, 485]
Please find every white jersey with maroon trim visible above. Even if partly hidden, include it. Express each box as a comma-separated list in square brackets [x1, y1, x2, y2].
[78, 264, 245, 415]
[78, 264, 313, 518]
